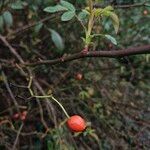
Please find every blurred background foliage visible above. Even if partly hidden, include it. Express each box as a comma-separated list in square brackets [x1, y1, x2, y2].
[0, 0, 150, 149]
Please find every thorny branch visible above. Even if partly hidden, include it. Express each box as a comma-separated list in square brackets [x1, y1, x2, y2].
[24, 44, 150, 66]
[94, 1, 150, 9]
[1, 34, 149, 68]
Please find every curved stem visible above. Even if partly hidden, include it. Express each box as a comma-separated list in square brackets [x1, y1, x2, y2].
[27, 77, 70, 119]
[51, 96, 70, 119]
[32, 95, 70, 119]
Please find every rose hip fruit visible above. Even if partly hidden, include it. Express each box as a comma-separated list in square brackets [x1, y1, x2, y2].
[143, 10, 148, 15]
[22, 111, 27, 116]
[76, 73, 83, 80]
[20, 115, 26, 121]
[67, 115, 86, 132]
[13, 113, 19, 119]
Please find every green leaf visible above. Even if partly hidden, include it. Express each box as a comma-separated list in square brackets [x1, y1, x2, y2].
[94, 6, 113, 17]
[49, 29, 64, 52]
[0, 15, 4, 31]
[94, 8, 103, 17]
[103, 6, 114, 11]
[34, 23, 43, 33]
[3, 11, 13, 27]
[44, 5, 67, 13]
[61, 11, 75, 21]
[78, 10, 89, 21]
[79, 91, 90, 100]
[109, 12, 119, 34]
[11, 1, 24, 10]
[105, 34, 117, 45]
[102, 10, 111, 17]
[47, 140, 54, 150]
[60, 0, 75, 12]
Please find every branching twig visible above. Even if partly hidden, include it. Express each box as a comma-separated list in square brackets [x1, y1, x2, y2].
[7, 14, 61, 38]
[0, 34, 57, 126]
[114, 2, 149, 9]
[24, 44, 150, 66]
[27, 77, 70, 119]
[0, 45, 55, 146]
[1, 68, 20, 113]
[12, 123, 24, 150]
[94, 1, 149, 9]
[0, 35, 24, 63]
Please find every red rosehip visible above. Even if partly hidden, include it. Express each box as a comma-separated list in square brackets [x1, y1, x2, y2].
[13, 113, 19, 119]
[143, 10, 148, 15]
[20, 111, 27, 121]
[67, 115, 86, 132]
[75, 73, 83, 80]
[22, 111, 27, 117]
[20, 115, 26, 121]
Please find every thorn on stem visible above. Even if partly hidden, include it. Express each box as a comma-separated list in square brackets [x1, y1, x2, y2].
[82, 46, 89, 55]
[60, 55, 66, 62]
